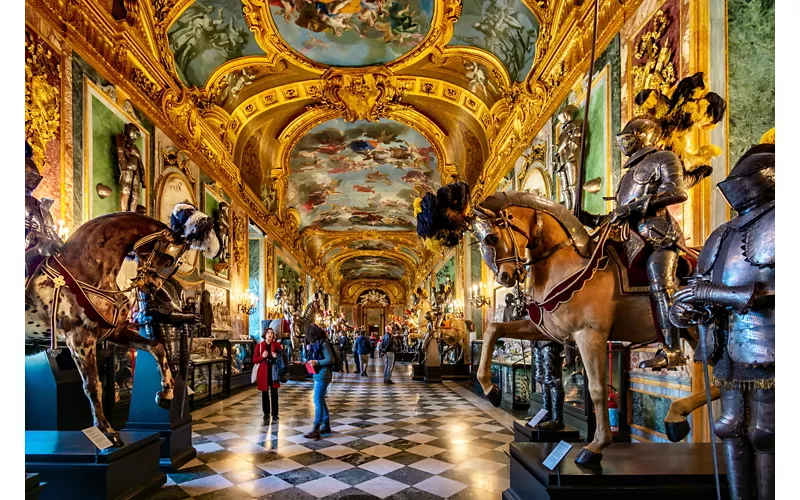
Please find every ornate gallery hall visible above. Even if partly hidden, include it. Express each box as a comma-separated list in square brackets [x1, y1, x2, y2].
[21, 0, 779, 499]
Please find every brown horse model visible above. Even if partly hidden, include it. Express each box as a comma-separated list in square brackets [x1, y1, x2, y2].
[25, 205, 218, 445]
[417, 186, 666, 464]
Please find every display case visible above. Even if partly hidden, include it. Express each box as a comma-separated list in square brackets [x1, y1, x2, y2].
[213, 339, 255, 393]
[188, 338, 228, 408]
[489, 339, 533, 410]
[98, 343, 138, 429]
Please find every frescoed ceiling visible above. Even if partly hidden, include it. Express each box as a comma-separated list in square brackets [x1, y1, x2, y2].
[69, 0, 646, 299]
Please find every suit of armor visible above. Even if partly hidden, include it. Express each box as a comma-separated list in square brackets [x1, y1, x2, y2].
[25, 148, 63, 277]
[554, 105, 583, 211]
[116, 123, 145, 213]
[611, 117, 689, 370]
[671, 143, 774, 500]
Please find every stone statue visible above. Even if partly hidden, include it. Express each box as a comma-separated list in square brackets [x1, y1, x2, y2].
[553, 105, 582, 211]
[669, 143, 774, 500]
[214, 201, 230, 263]
[25, 142, 63, 277]
[115, 123, 145, 212]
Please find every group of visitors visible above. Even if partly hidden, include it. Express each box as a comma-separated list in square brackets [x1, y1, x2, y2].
[252, 321, 397, 441]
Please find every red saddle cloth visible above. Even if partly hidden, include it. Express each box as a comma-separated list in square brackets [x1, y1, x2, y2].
[606, 240, 697, 293]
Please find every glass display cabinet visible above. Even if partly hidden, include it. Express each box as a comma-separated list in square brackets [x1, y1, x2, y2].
[490, 339, 533, 411]
[188, 338, 228, 408]
[213, 339, 255, 393]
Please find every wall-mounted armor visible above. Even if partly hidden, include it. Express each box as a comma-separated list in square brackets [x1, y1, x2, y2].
[554, 105, 583, 211]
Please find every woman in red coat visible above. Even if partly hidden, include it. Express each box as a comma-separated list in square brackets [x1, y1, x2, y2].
[253, 328, 283, 423]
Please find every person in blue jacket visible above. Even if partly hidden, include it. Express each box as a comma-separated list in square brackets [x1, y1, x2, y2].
[304, 323, 335, 440]
[353, 329, 372, 377]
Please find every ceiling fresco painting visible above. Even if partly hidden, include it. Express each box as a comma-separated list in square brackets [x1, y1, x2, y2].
[286, 118, 440, 231]
[399, 246, 421, 264]
[348, 239, 396, 251]
[448, 0, 539, 82]
[168, 0, 264, 87]
[269, 0, 435, 67]
[339, 256, 406, 281]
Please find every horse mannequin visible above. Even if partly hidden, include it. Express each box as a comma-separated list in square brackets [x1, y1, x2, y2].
[417, 187, 659, 464]
[25, 204, 219, 445]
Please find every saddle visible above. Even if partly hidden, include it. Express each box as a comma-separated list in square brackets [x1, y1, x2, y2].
[606, 239, 697, 294]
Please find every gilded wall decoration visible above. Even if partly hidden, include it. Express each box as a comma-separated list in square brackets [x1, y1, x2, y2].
[231, 209, 248, 268]
[285, 118, 439, 230]
[240, 130, 263, 194]
[629, 2, 680, 105]
[25, 28, 62, 211]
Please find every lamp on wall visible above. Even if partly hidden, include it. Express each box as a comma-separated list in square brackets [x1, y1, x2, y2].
[237, 289, 259, 315]
[469, 283, 490, 308]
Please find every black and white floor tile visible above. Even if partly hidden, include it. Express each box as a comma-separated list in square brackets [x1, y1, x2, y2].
[156, 362, 514, 500]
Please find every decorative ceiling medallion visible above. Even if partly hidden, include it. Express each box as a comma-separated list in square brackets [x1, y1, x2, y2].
[168, 0, 265, 88]
[447, 0, 539, 82]
[268, 0, 435, 67]
[340, 256, 405, 280]
[286, 118, 440, 231]
[359, 289, 390, 307]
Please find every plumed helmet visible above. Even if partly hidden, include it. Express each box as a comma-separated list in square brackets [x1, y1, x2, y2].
[25, 142, 43, 193]
[615, 116, 661, 157]
[718, 143, 775, 212]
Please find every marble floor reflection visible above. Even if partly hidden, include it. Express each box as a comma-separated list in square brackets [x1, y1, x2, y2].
[156, 361, 513, 500]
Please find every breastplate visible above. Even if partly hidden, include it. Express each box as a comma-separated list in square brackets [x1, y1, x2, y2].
[712, 227, 775, 365]
[616, 161, 659, 206]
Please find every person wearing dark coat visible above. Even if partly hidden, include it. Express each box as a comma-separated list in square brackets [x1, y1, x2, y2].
[353, 330, 372, 377]
[253, 328, 283, 423]
[304, 324, 335, 440]
[338, 332, 351, 373]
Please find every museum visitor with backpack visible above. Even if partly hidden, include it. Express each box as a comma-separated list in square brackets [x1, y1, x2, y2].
[354, 329, 372, 377]
[252, 327, 286, 423]
[303, 323, 339, 440]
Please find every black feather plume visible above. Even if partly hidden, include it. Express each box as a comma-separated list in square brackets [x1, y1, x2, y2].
[415, 182, 473, 247]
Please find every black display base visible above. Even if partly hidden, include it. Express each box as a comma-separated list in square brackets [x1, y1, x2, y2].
[288, 364, 309, 381]
[125, 357, 196, 473]
[25, 351, 92, 431]
[25, 430, 166, 500]
[440, 364, 470, 380]
[25, 473, 45, 500]
[230, 371, 252, 392]
[396, 352, 415, 363]
[412, 363, 425, 381]
[424, 365, 442, 383]
[504, 442, 727, 500]
[513, 420, 582, 443]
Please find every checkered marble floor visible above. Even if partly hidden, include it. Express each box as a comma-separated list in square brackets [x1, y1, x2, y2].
[155, 362, 513, 500]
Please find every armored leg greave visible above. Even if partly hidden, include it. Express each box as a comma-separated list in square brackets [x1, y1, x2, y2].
[539, 343, 565, 430]
[640, 249, 685, 369]
[714, 389, 752, 500]
[749, 389, 775, 500]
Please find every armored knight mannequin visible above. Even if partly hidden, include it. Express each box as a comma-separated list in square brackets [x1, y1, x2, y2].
[610, 116, 690, 370]
[554, 104, 583, 210]
[670, 143, 774, 500]
[214, 202, 230, 263]
[25, 143, 63, 277]
[115, 123, 145, 212]
[502, 293, 516, 322]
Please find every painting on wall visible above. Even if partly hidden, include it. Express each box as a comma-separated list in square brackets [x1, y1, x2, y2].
[435, 255, 455, 287]
[84, 82, 149, 219]
[269, 0, 434, 67]
[202, 183, 229, 279]
[205, 282, 232, 332]
[286, 118, 440, 230]
[515, 118, 552, 199]
[347, 239, 395, 251]
[277, 255, 302, 296]
[339, 256, 404, 280]
[168, 0, 264, 88]
[448, 0, 539, 82]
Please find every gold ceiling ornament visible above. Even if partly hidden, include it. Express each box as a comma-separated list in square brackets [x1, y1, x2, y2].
[308, 70, 409, 123]
[25, 30, 61, 172]
[231, 209, 248, 269]
[340, 280, 406, 306]
[161, 145, 196, 185]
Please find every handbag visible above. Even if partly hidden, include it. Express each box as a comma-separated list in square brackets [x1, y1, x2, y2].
[251, 342, 262, 384]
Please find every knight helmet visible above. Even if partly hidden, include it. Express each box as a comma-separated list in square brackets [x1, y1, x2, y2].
[615, 116, 661, 157]
[557, 104, 579, 125]
[717, 143, 775, 213]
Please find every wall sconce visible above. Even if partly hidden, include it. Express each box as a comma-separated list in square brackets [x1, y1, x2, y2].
[469, 283, 490, 308]
[447, 300, 464, 317]
[238, 290, 259, 315]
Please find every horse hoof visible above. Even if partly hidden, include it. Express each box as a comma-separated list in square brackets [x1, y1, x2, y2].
[487, 385, 502, 408]
[665, 419, 691, 443]
[106, 432, 125, 448]
[574, 448, 603, 465]
[155, 394, 172, 410]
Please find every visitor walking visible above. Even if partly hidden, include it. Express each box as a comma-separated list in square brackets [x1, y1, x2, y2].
[303, 324, 335, 440]
[381, 325, 396, 384]
[354, 329, 371, 377]
[338, 331, 351, 373]
[253, 327, 283, 423]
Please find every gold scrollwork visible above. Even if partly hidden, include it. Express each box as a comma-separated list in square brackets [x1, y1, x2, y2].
[631, 9, 677, 99]
[25, 29, 61, 171]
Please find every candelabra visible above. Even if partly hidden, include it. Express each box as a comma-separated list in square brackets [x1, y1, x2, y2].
[237, 290, 259, 315]
[469, 283, 490, 308]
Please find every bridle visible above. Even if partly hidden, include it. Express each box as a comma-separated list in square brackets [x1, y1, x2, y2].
[130, 229, 188, 293]
[488, 208, 576, 284]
